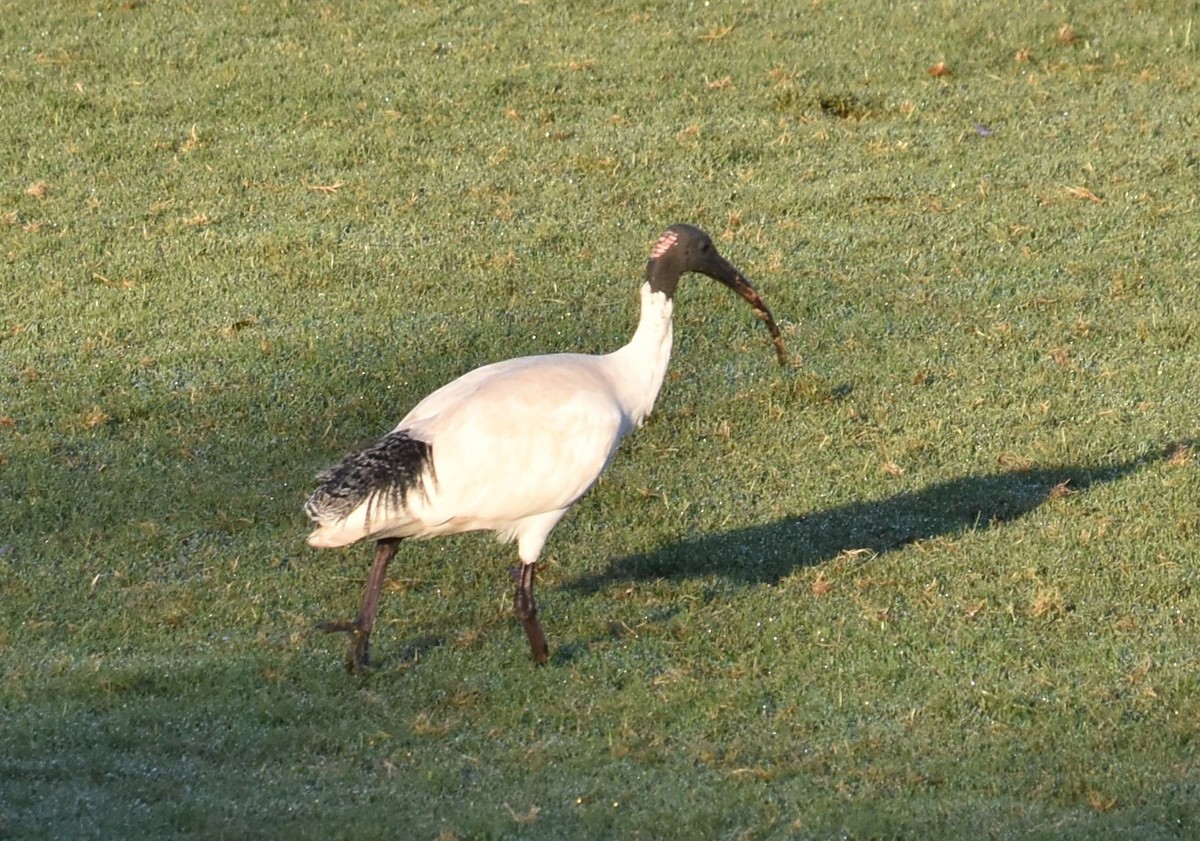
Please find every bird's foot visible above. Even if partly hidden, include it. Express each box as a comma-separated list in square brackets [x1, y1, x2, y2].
[317, 619, 371, 674]
[524, 619, 549, 667]
[515, 605, 549, 667]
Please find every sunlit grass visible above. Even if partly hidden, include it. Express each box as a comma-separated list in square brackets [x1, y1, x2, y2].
[2, 1, 1199, 838]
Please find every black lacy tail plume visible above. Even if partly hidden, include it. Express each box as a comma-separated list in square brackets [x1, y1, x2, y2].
[305, 431, 433, 525]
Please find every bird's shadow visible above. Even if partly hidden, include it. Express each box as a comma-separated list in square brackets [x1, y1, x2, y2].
[568, 442, 1188, 594]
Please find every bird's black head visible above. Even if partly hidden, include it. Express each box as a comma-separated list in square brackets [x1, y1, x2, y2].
[645, 223, 789, 365]
[645, 223, 733, 299]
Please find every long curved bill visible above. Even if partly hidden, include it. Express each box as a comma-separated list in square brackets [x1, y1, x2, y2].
[711, 256, 790, 366]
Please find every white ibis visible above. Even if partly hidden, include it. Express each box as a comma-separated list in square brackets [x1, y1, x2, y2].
[305, 223, 787, 672]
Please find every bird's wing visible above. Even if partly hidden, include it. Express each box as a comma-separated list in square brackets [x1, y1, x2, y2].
[307, 354, 636, 548]
[400, 354, 634, 531]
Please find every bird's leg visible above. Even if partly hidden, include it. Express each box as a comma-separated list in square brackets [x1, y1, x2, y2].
[513, 561, 549, 666]
[318, 537, 399, 673]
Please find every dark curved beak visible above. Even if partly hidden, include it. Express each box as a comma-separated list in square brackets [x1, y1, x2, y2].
[703, 254, 789, 366]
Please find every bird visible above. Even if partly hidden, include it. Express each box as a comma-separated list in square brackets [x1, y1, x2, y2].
[305, 223, 787, 673]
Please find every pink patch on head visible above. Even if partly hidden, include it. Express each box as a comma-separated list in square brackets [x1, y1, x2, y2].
[649, 230, 678, 260]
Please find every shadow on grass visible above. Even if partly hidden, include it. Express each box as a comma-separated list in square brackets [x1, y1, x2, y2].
[568, 442, 1190, 592]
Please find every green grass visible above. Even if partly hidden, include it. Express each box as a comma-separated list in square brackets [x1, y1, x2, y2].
[2, 0, 1199, 838]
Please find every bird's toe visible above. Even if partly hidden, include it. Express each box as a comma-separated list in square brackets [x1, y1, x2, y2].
[317, 619, 372, 673]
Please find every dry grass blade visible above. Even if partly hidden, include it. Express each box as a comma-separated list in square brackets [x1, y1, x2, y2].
[1064, 185, 1104, 203]
[306, 181, 344, 194]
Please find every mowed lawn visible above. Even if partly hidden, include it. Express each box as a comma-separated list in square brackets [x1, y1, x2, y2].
[2, 1, 1198, 838]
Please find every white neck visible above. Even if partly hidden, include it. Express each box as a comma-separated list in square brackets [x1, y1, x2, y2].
[604, 281, 674, 429]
